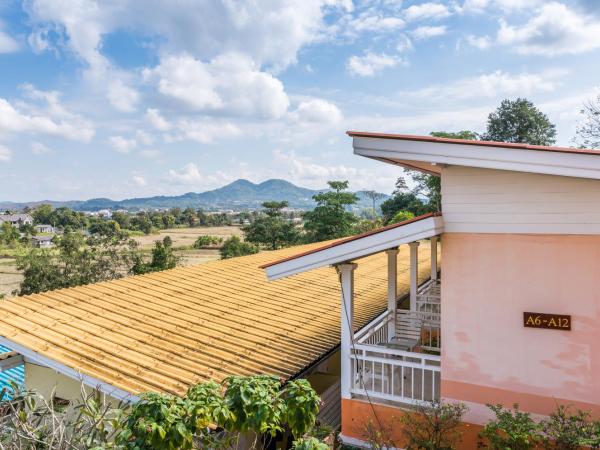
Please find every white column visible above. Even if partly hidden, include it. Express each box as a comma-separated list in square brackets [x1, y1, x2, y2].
[430, 236, 438, 281]
[337, 262, 357, 399]
[409, 241, 420, 311]
[386, 248, 398, 340]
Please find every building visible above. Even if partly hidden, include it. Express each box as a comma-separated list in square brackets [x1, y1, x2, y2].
[0, 240, 434, 431]
[0, 213, 33, 228]
[262, 132, 600, 449]
[34, 224, 54, 234]
[31, 235, 54, 248]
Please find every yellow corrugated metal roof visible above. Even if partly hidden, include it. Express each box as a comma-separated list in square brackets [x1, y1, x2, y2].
[0, 240, 433, 396]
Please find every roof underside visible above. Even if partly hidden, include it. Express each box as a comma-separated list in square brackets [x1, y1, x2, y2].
[0, 241, 434, 397]
[348, 131, 600, 180]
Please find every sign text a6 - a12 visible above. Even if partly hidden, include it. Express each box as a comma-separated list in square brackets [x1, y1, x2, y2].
[523, 312, 571, 331]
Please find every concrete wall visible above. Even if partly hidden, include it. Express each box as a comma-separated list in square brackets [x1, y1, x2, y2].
[441, 166, 600, 234]
[441, 233, 600, 424]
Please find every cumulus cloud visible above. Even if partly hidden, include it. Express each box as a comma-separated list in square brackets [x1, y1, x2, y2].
[400, 70, 564, 101]
[347, 52, 401, 77]
[109, 136, 137, 153]
[132, 175, 147, 186]
[289, 99, 343, 124]
[404, 3, 450, 21]
[31, 141, 52, 155]
[466, 34, 492, 49]
[0, 24, 19, 53]
[345, 13, 404, 35]
[0, 144, 11, 162]
[167, 162, 202, 185]
[412, 25, 446, 40]
[107, 79, 140, 112]
[173, 120, 241, 144]
[146, 108, 172, 131]
[144, 53, 290, 119]
[497, 2, 600, 56]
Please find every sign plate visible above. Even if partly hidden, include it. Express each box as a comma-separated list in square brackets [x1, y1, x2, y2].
[523, 312, 571, 330]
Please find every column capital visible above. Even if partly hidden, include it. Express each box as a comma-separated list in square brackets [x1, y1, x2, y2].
[385, 247, 399, 255]
[408, 241, 420, 248]
[336, 262, 358, 274]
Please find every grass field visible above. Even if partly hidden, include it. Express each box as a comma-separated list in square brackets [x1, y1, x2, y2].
[0, 226, 243, 298]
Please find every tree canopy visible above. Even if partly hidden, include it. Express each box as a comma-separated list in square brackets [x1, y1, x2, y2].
[482, 98, 556, 146]
[303, 181, 359, 242]
[242, 201, 300, 250]
[576, 94, 600, 149]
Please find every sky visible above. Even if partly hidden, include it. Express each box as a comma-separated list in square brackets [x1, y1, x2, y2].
[1, 0, 600, 202]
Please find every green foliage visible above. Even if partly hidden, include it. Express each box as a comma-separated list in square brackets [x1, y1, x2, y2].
[282, 379, 321, 438]
[89, 219, 122, 236]
[243, 201, 300, 250]
[352, 218, 384, 234]
[132, 237, 179, 275]
[303, 181, 359, 242]
[15, 231, 140, 295]
[540, 405, 598, 450]
[482, 98, 556, 146]
[193, 235, 223, 248]
[479, 403, 542, 450]
[390, 210, 415, 224]
[400, 400, 467, 450]
[292, 437, 330, 450]
[380, 190, 428, 223]
[0, 222, 20, 245]
[219, 236, 259, 259]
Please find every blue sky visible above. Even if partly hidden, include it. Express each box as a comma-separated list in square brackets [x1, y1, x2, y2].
[1, 0, 600, 202]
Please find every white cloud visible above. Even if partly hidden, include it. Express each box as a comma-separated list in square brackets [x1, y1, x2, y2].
[144, 53, 290, 119]
[289, 99, 343, 125]
[460, 0, 490, 12]
[132, 175, 147, 186]
[0, 94, 94, 142]
[466, 34, 492, 49]
[135, 130, 154, 146]
[497, 2, 600, 56]
[404, 3, 450, 21]
[0, 24, 19, 53]
[174, 119, 241, 144]
[347, 52, 401, 77]
[167, 162, 202, 185]
[346, 13, 404, 35]
[493, 0, 541, 10]
[401, 70, 564, 101]
[139, 149, 160, 159]
[107, 79, 140, 112]
[146, 108, 172, 131]
[31, 141, 52, 155]
[0, 144, 11, 162]
[412, 25, 447, 40]
[27, 27, 51, 53]
[109, 136, 137, 153]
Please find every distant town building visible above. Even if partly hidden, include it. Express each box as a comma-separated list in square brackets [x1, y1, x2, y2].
[31, 235, 54, 248]
[34, 224, 54, 234]
[0, 214, 33, 228]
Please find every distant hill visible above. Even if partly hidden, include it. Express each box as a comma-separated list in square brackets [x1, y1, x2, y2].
[1, 179, 389, 212]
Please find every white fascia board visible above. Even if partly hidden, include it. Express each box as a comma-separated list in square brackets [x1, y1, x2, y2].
[353, 137, 600, 180]
[0, 337, 139, 403]
[265, 216, 443, 281]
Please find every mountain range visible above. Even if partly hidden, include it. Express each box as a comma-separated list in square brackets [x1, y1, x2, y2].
[1, 179, 389, 211]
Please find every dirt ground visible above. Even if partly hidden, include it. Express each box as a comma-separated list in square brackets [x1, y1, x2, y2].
[0, 226, 243, 298]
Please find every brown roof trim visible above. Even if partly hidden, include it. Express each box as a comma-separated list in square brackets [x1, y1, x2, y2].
[347, 131, 600, 156]
[260, 212, 441, 269]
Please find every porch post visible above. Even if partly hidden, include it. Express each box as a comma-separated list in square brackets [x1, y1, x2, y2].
[409, 241, 420, 311]
[430, 236, 438, 281]
[337, 262, 357, 399]
[386, 248, 398, 340]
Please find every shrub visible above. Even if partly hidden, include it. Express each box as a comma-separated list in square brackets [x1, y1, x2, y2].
[479, 403, 541, 450]
[390, 210, 415, 224]
[219, 236, 259, 259]
[400, 400, 467, 450]
[540, 405, 598, 450]
[193, 235, 223, 248]
[293, 436, 330, 450]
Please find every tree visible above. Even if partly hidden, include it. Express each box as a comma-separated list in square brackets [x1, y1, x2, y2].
[132, 237, 179, 275]
[0, 222, 20, 245]
[220, 236, 259, 259]
[363, 191, 385, 220]
[380, 190, 428, 223]
[390, 210, 415, 223]
[243, 201, 300, 250]
[303, 181, 359, 242]
[15, 231, 140, 295]
[482, 98, 556, 146]
[31, 203, 54, 225]
[576, 94, 600, 149]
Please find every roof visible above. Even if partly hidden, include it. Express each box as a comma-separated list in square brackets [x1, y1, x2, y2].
[262, 213, 443, 280]
[31, 235, 54, 241]
[0, 241, 434, 398]
[348, 131, 600, 180]
[0, 214, 33, 223]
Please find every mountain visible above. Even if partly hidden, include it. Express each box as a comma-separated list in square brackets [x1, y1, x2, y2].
[1, 179, 389, 211]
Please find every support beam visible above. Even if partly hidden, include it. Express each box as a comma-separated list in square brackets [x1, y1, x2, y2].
[409, 241, 420, 311]
[386, 248, 398, 339]
[430, 236, 438, 281]
[337, 262, 357, 400]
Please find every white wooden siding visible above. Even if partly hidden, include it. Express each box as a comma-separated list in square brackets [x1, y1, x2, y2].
[441, 166, 600, 234]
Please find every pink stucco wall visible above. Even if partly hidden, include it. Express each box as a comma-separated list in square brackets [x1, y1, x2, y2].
[441, 233, 600, 418]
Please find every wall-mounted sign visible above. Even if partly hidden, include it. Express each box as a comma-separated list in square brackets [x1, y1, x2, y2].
[523, 312, 571, 330]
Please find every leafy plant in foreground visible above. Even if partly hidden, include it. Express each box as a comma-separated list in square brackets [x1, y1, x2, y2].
[479, 403, 541, 450]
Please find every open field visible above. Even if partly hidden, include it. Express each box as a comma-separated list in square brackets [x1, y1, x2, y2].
[0, 226, 243, 298]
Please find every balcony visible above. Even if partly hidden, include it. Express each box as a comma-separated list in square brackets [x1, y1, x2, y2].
[350, 280, 441, 405]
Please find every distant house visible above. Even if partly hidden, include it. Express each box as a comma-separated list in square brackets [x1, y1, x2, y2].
[34, 224, 54, 234]
[31, 235, 54, 248]
[0, 214, 33, 228]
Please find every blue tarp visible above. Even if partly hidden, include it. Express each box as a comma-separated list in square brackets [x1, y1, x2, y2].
[0, 344, 24, 400]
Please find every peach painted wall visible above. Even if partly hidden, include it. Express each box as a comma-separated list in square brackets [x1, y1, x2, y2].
[441, 233, 600, 422]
